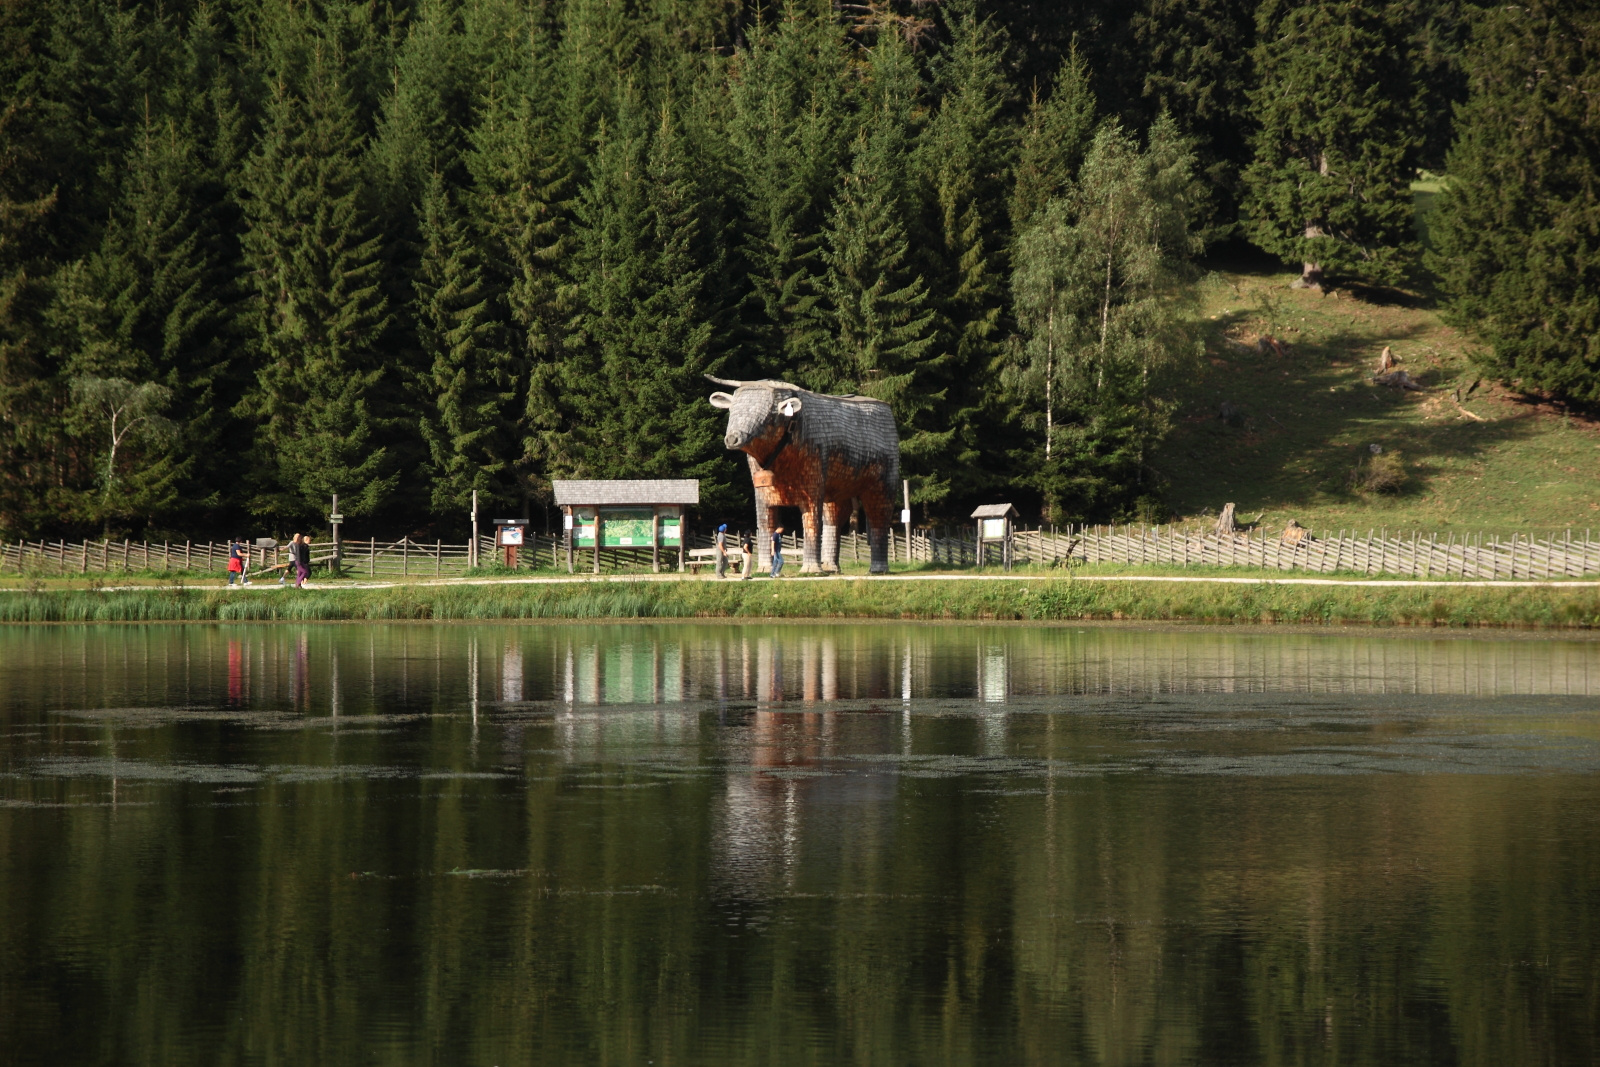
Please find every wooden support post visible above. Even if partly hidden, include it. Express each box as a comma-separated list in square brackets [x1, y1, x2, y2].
[651, 511, 661, 574]
[593, 513, 602, 575]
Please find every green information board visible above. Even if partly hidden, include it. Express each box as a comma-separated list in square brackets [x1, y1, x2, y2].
[571, 506, 681, 547]
[600, 508, 653, 547]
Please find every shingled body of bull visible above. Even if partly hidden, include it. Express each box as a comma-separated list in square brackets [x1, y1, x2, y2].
[708, 377, 899, 574]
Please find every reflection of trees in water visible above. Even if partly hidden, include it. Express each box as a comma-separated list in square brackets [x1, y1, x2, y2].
[11, 625, 1596, 717]
[3, 625, 1599, 1063]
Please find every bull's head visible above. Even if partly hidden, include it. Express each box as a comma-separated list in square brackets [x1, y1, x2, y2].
[708, 380, 802, 455]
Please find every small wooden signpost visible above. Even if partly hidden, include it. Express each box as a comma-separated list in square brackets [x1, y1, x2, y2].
[494, 518, 529, 569]
[971, 503, 1019, 571]
[328, 493, 344, 573]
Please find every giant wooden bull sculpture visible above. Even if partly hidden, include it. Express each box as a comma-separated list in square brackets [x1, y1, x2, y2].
[708, 377, 899, 574]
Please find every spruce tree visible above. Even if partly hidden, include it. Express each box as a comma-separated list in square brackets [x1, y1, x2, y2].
[241, 40, 395, 519]
[0, 94, 60, 538]
[1130, 0, 1254, 245]
[414, 173, 513, 514]
[48, 116, 236, 532]
[370, 0, 473, 207]
[464, 8, 573, 490]
[821, 37, 945, 493]
[1010, 46, 1095, 233]
[725, 11, 856, 380]
[1429, 1, 1600, 404]
[915, 1, 1015, 503]
[1241, 0, 1420, 288]
[566, 93, 722, 491]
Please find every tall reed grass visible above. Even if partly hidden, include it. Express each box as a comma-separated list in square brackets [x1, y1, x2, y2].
[2, 579, 1598, 628]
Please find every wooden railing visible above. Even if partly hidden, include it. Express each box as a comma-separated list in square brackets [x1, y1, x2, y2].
[5, 527, 1598, 580]
[894, 525, 1600, 580]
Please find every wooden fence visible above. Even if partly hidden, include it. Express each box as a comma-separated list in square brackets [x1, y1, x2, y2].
[900, 525, 1600, 580]
[5, 527, 1599, 581]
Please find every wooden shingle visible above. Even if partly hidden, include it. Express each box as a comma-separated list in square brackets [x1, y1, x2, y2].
[552, 479, 700, 506]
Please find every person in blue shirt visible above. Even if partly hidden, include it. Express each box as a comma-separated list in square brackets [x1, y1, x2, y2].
[770, 526, 785, 579]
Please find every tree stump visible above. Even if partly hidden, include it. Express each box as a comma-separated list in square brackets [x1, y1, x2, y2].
[1214, 503, 1237, 536]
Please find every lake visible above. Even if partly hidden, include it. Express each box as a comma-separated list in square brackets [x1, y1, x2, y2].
[2, 622, 1598, 1065]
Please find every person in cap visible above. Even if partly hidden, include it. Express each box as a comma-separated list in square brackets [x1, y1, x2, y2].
[714, 523, 728, 578]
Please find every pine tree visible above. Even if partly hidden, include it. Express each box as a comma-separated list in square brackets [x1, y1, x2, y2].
[566, 93, 724, 492]
[0, 92, 61, 539]
[241, 38, 395, 519]
[725, 10, 856, 379]
[1010, 46, 1095, 233]
[1130, 0, 1254, 246]
[464, 5, 573, 492]
[821, 37, 945, 492]
[1428, 1, 1600, 404]
[914, 1, 1015, 504]
[370, 0, 473, 207]
[1240, 0, 1420, 289]
[414, 172, 513, 515]
[47, 115, 235, 532]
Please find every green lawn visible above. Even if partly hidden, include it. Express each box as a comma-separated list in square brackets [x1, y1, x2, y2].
[1152, 251, 1600, 536]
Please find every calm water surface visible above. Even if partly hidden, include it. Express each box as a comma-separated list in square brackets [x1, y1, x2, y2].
[2, 622, 1598, 1066]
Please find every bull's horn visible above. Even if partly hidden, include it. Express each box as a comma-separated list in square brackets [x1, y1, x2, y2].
[703, 374, 744, 387]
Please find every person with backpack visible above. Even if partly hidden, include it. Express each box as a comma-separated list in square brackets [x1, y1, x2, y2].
[740, 530, 754, 580]
[227, 539, 245, 586]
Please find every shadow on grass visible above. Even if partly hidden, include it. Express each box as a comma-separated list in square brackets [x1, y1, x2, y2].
[1158, 297, 1540, 521]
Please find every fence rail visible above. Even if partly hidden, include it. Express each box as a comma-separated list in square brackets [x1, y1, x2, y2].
[4, 527, 1598, 581]
[896, 525, 1600, 580]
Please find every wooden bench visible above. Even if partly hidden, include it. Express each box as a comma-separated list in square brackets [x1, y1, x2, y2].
[686, 547, 741, 575]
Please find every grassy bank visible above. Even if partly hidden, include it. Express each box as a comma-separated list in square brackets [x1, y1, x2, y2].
[3, 578, 1599, 628]
[1156, 264, 1600, 532]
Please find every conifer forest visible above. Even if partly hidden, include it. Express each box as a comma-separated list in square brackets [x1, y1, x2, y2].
[0, 0, 1594, 540]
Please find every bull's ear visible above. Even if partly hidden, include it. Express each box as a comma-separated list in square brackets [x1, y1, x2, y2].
[778, 396, 802, 417]
[708, 391, 735, 409]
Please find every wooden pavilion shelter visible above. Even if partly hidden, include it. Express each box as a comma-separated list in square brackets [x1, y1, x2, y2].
[553, 479, 700, 574]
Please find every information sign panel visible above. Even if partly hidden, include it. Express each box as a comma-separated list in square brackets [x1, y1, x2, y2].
[599, 507, 654, 547]
[498, 525, 524, 546]
[573, 508, 598, 547]
[658, 506, 681, 547]
[980, 517, 1006, 540]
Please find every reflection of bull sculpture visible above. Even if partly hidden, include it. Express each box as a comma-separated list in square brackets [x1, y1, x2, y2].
[708, 376, 899, 574]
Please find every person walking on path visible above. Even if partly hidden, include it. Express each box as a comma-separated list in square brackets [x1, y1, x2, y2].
[714, 524, 728, 578]
[279, 535, 293, 585]
[740, 530, 754, 580]
[227, 538, 244, 586]
[295, 534, 313, 588]
[770, 526, 785, 579]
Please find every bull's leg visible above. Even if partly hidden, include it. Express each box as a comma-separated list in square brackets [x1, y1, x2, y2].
[800, 498, 823, 573]
[864, 500, 893, 574]
[821, 501, 845, 573]
[749, 456, 772, 564]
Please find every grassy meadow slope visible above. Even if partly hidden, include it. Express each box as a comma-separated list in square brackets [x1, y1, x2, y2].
[1157, 255, 1600, 535]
